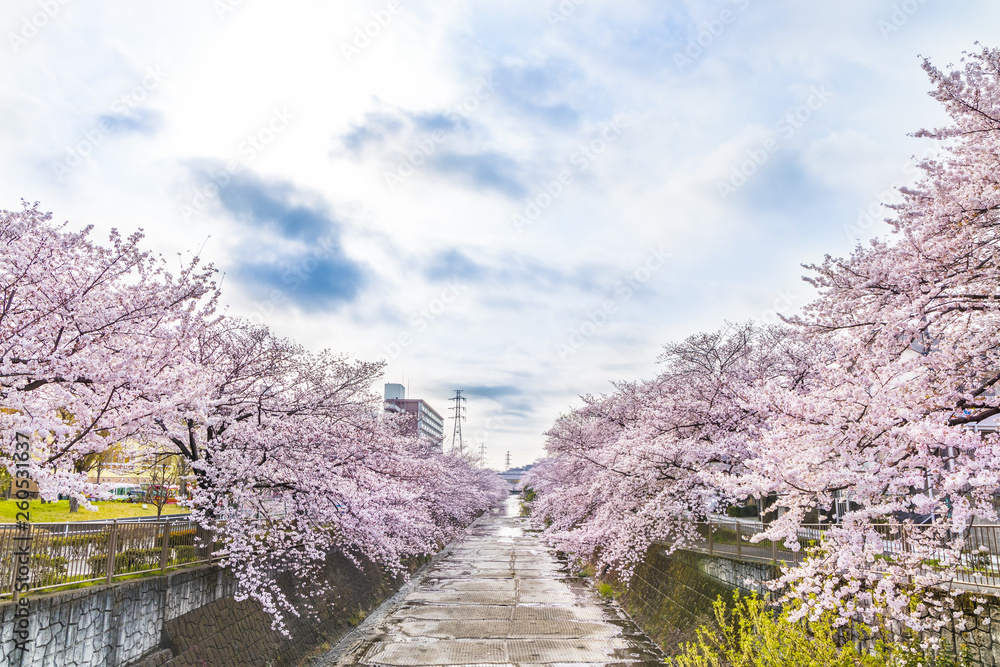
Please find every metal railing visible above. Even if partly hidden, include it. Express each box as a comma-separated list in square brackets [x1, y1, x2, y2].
[661, 521, 1000, 590]
[0, 519, 223, 600]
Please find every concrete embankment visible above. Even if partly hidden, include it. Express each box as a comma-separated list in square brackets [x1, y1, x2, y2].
[0, 549, 406, 666]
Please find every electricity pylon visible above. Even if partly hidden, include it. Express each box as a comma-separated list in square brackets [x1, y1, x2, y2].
[449, 390, 466, 456]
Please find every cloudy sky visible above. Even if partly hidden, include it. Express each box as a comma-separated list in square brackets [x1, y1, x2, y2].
[1, 0, 997, 468]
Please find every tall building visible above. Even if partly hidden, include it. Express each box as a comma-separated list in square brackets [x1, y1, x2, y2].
[384, 383, 445, 447]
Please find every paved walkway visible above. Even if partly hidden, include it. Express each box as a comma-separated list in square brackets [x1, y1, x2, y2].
[322, 497, 663, 666]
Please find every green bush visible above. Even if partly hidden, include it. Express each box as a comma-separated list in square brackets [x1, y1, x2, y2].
[672, 592, 972, 667]
[47, 532, 108, 557]
[29, 554, 68, 583]
[173, 545, 197, 564]
[87, 554, 109, 578]
[116, 548, 161, 572]
[86, 548, 162, 577]
[169, 528, 197, 548]
[114, 525, 159, 550]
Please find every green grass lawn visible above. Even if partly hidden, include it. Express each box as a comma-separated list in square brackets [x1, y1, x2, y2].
[0, 499, 189, 523]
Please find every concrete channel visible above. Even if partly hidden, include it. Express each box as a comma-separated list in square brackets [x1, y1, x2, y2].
[319, 496, 664, 666]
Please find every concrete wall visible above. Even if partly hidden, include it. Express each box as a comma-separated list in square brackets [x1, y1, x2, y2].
[615, 546, 776, 652]
[0, 551, 405, 667]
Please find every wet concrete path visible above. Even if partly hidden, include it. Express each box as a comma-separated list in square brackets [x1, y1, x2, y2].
[321, 497, 663, 666]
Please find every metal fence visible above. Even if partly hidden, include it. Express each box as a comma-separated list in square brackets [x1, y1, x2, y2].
[665, 521, 1000, 590]
[0, 519, 223, 600]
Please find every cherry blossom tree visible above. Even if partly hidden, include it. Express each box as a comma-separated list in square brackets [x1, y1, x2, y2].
[740, 45, 1000, 634]
[528, 46, 1000, 637]
[165, 321, 507, 630]
[0, 201, 218, 502]
[526, 324, 816, 577]
[0, 203, 507, 633]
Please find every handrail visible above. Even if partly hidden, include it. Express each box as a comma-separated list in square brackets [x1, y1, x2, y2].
[0, 517, 224, 599]
[655, 520, 1000, 590]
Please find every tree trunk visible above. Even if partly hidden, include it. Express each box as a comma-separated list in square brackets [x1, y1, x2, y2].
[69, 496, 79, 513]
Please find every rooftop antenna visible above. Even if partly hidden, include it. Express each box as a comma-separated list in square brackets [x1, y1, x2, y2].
[449, 390, 466, 456]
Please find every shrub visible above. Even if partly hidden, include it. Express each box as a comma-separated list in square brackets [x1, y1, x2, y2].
[169, 528, 197, 548]
[672, 592, 972, 667]
[86, 548, 162, 577]
[29, 554, 68, 583]
[173, 545, 197, 564]
[116, 548, 161, 572]
[47, 532, 108, 558]
[114, 525, 159, 551]
[87, 554, 109, 578]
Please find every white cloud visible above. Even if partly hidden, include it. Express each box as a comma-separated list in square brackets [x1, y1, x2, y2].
[1, 0, 998, 467]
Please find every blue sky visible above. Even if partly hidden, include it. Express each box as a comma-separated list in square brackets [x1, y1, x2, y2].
[2, 0, 997, 468]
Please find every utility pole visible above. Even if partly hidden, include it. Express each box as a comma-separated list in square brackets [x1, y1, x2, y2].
[449, 390, 466, 456]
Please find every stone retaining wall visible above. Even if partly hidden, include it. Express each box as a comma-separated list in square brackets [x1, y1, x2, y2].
[0, 551, 406, 667]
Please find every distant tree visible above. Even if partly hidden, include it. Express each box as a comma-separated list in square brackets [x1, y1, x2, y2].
[526, 323, 818, 577]
[160, 322, 507, 632]
[139, 451, 179, 518]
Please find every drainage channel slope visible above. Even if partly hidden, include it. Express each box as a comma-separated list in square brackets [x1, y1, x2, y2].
[320, 496, 664, 666]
